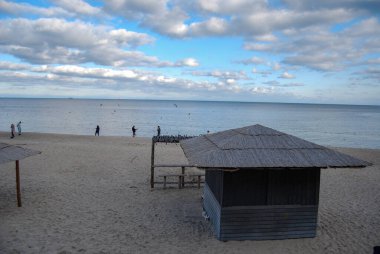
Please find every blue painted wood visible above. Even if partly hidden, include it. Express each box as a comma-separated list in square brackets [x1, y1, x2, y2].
[203, 168, 321, 241]
[219, 205, 318, 241]
[203, 183, 221, 239]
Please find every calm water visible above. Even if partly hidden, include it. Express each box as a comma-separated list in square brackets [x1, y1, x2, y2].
[1, 98, 379, 148]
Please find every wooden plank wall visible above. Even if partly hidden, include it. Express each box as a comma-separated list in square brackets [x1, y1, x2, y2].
[219, 205, 318, 240]
[203, 183, 222, 239]
[222, 168, 320, 207]
[204, 168, 321, 241]
[205, 170, 223, 204]
[267, 169, 320, 205]
[222, 170, 268, 206]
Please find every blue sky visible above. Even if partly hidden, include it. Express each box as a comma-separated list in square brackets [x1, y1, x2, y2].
[0, 0, 379, 105]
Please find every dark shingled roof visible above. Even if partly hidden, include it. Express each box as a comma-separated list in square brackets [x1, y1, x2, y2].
[180, 124, 371, 169]
[0, 143, 41, 164]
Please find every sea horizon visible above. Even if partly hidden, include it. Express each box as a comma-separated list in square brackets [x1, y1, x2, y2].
[1, 96, 380, 107]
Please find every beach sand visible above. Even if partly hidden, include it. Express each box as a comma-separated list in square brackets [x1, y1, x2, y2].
[0, 132, 379, 253]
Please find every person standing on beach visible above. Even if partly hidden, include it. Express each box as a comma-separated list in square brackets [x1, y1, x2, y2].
[95, 125, 100, 136]
[17, 121, 22, 135]
[157, 126, 161, 136]
[132, 125, 137, 137]
[10, 123, 15, 138]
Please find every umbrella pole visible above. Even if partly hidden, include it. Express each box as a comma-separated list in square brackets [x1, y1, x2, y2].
[15, 160, 21, 207]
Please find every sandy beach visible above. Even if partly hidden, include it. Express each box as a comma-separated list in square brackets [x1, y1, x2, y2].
[0, 132, 379, 254]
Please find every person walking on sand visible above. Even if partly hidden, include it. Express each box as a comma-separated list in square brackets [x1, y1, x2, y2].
[95, 125, 100, 136]
[157, 125, 161, 136]
[17, 121, 22, 135]
[132, 125, 137, 137]
[10, 123, 15, 138]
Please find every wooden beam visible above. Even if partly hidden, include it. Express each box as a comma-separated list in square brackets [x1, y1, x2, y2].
[150, 140, 155, 188]
[153, 164, 195, 168]
[15, 160, 21, 207]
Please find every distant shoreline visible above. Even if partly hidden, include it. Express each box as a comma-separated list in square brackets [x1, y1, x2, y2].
[0, 131, 152, 141]
[1, 131, 380, 153]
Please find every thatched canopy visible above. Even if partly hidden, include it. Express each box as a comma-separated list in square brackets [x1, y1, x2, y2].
[0, 143, 41, 164]
[180, 124, 371, 169]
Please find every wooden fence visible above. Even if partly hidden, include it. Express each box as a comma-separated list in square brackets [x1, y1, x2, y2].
[150, 135, 197, 188]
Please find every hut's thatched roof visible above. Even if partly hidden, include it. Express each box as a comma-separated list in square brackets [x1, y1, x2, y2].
[0, 143, 41, 164]
[180, 124, 371, 169]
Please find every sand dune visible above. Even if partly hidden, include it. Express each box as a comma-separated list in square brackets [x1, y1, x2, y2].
[0, 132, 379, 253]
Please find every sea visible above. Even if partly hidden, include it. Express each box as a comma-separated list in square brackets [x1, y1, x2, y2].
[1, 98, 380, 149]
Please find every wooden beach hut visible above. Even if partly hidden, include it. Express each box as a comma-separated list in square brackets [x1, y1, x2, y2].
[0, 143, 40, 207]
[180, 124, 371, 241]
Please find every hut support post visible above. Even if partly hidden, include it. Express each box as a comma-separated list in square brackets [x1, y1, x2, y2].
[15, 160, 21, 207]
[181, 166, 185, 187]
[150, 140, 155, 188]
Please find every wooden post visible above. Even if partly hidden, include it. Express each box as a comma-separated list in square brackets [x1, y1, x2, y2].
[178, 176, 182, 189]
[150, 140, 155, 188]
[15, 160, 21, 207]
[181, 166, 185, 187]
[197, 175, 201, 189]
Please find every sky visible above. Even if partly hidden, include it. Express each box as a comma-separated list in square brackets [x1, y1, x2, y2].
[0, 0, 379, 105]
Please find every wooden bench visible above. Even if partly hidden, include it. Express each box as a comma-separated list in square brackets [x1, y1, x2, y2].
[158, 174, 204, 189]
[187, 174, 204, 189]
[159, 174, 185, 189]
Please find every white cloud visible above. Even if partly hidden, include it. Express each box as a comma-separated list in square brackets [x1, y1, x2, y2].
[103, 0, 353, 40]
[366, 58, 380, 65]
[249, 18, 380, 72]
[0, 0, 72, 17]
[142, 6, 189, 37]
[252, 34, 278, 42]
[236, 56, 265, 65]
[0, 0, 103, 18]
[284, 55, 343, 72]
[109, 29, 155, 47]
[252, 68, 272, 76]
[226, 78, 235, 84]
[262, 80, 280, 86]
[271, 62, 281, 71]
[263, 80, 303, 87]
[0, 18, 153, 49]
[234, 8, 352, 37]
[189, 17, 228, 36]
[196, 0, 267, 14]
[51, 0, 102, 16]
[0, 61, 30, 70]
[244, 43, 272, 51]
[104, 0, 167, 19]
[0, 62, 274, 98]
[352, 67, 380, 82]
[101, 0, 380, 81]
[0, 18, 195, 67]
[177, 58, 199, 67]
[189, 70, 249, 81]
[46, 65, 139, 79]
[249, 86, 274, 94]
[283, 0, 380, 14]
[105, 0, 190, 37]
[282, 83, 304, 87]
[279, 72, 295, 79]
